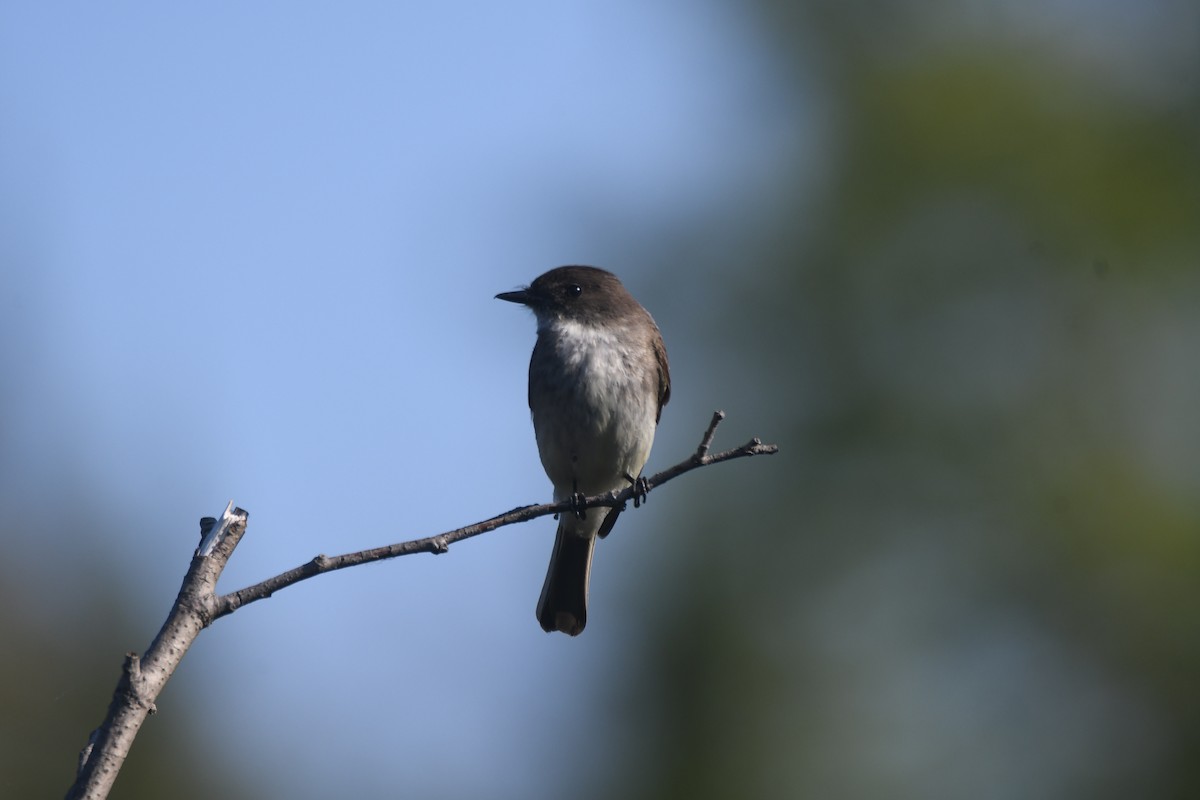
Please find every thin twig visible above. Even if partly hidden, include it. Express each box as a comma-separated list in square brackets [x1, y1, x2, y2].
[214, 416, 775, 620]
[696, 409, 725, 457]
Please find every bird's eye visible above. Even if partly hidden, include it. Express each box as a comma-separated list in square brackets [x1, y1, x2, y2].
[567, 284, 582, 298]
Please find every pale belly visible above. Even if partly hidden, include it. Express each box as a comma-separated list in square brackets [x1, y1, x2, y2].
[530, 326, 659, 499]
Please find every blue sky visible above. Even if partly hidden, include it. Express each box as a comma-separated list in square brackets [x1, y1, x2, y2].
[1, 3, 803, 796]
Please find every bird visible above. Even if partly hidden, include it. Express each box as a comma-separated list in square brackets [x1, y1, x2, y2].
[497, 266, 670, 635]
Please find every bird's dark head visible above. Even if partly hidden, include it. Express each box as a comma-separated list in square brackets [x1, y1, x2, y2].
[496, 266, 641, 326]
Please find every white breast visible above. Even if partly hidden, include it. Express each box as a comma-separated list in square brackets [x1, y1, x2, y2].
[533, 317, 660, 500]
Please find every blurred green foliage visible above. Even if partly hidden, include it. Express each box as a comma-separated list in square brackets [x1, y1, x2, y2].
[587, 3, 1200, 799]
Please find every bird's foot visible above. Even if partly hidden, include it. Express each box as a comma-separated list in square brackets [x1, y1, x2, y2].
[624, 472, 651, 508]
[568, 486, 588, 520]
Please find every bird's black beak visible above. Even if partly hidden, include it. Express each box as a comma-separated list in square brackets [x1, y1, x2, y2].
[495, 288, 532, 305]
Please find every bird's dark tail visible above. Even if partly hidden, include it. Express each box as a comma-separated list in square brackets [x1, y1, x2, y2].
[536, 516, 599, 636]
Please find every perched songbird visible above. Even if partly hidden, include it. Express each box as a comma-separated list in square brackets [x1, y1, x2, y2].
[497, 266, 670, 635]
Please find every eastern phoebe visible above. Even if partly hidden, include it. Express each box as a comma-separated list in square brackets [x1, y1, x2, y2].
[497, 266, 670, 635]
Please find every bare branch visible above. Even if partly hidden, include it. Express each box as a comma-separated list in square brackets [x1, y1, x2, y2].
[66, 412, 777, 800]
[211, 412, 772, 618]
[68, 505, 248, 800]
[214, 411, 774, 619]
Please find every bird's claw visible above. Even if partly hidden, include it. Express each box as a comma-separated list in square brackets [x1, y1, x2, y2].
[624, 472, 651, 508]
[569, 491, 588, 520]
